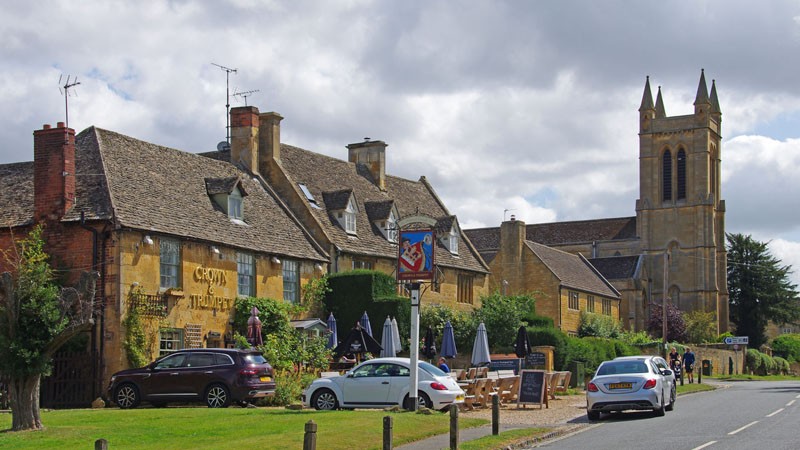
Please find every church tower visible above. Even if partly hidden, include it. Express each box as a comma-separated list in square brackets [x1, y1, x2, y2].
[636, 70, 729, 333]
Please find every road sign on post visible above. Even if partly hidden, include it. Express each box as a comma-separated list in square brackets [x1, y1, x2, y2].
[724, 336, 749, 345]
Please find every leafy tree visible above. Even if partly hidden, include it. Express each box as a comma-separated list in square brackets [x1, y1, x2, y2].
[420, 303, 475, 352]
[0, 226, 97, 431]
[578, 311, 622, 339]
[727, 233, 800, 349]
[647, 301, 687, 343]
[771, 334, 800, 362]
[684, 310, 718, 343]
[473, 291, 537, 352]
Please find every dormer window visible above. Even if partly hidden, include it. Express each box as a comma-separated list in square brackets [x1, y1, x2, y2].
[205, 176, 248, 224]
[387, 210, 398, 243]
[448, 227, 459, 255]
[228, 188, 243, 220]
[344, 196, 357, 234]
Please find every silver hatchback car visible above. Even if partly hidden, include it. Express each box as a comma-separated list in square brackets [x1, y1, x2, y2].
[586, 355, 676, 420]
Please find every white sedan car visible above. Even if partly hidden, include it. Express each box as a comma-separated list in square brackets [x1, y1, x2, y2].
[303, 357, 464, 411]
[586, 355, 676, 420]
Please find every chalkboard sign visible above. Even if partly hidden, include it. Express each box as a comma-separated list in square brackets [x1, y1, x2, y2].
[517, 370, 546, 407]
[489, 358, 521, 374]
[525, 352, 546, 368]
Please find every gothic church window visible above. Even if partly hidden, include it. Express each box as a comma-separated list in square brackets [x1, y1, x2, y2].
[662, 150, 672, 202]
[677, 149, 687, 200]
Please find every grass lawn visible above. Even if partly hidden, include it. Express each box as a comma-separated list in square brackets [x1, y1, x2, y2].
[0, 407, 487, 449]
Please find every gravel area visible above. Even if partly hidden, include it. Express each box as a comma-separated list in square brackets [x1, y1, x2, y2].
[459, 394, 589, 426]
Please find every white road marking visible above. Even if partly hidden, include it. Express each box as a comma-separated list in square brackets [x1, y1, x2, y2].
[766, 408, 784, 417]
[692, 441, 717, 450]
[728, 421, 759, 435]
[787, 400, 796, 406]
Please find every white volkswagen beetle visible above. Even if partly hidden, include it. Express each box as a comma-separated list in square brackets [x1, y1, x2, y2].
[303, 357, 464, 411]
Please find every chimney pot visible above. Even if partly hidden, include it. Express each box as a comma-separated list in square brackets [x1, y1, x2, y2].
[57, 122, 65, 128]
[510, 215, 516, 221]
[43, 124, 51, 129]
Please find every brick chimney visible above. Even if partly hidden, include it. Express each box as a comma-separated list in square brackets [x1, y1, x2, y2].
[230, 106, 260, 175]
[34, 122, 76, 221]
[347, 139, 387, 190]
[500, 215, 526, 262]
[258, 111, 283, 169]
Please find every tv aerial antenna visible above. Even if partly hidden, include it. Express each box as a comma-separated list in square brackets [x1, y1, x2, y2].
[211, 62, 237, 144]
[58, 75, 81, 129]
[233, 88, 260, 106]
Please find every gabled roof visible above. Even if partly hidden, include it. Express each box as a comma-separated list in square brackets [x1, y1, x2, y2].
[0, 161, 34, 227]
[275, 144, 489, 273]
[205, 176, 247, 197]
[0, 127, 327, 262]
[464, 216, 637, 254]
[588, 255, 642, 280]
[322, 189, 354, 211]
[526, 241, 620, 298]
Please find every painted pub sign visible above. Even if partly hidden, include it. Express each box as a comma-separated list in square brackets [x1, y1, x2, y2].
[397, 229, 435, 280]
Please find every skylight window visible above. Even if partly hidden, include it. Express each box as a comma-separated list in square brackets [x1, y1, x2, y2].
[299, 183, 321, 209]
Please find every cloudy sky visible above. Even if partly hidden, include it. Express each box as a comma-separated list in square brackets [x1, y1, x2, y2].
[3, 1, 800, 284]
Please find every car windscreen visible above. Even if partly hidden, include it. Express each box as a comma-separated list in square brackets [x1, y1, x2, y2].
[243, 353, 267, 365]
[596, 361, 649, 376]
[419, 361, 446, 377]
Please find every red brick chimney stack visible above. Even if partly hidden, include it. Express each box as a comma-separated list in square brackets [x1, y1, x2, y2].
[33, 122, 76, 221]
[230, 106, 260, 175]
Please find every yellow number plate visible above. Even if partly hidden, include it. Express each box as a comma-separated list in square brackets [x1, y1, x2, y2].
[609, 382, 632, 389]
[260, 376, 272, 382]
[456, 395, 465, 401]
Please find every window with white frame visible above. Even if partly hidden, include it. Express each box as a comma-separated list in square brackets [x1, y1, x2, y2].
[449, 228, 458, 255]
[283, 259, 300, 303]
[228, 188, 243, 220]
[159, 328, 184, 356]
[344, 197, 357, 234]
[568, 291, 579, 310]
[160, 237, 181, 289]
[386, 210, 398, 243]
[237, 252, 255, 297]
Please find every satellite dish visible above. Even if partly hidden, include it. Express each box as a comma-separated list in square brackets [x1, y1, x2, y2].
[217, 141, 230, 152]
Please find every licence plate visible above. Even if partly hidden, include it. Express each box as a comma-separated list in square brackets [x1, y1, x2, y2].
[260, 376, 272, 382]
[456, 395, 464, 401]
[608, 382, 632, 389]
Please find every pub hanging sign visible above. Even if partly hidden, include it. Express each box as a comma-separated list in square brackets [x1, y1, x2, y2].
[397, 229, 435, 280]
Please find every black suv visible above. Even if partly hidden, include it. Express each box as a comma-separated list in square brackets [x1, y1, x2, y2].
[106, 348, 275, 408]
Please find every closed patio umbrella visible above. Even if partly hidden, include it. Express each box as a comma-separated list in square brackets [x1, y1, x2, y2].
[471, 322, 491, 367]
[391, 316, 402, 352]
[514, 325, 532, 358]
[440, 320, 457, 358]
[380, 317, 396, 357]
[326, 312, 338, 349]
[422, 327, 437, 359]
[359, 311, 373, 337]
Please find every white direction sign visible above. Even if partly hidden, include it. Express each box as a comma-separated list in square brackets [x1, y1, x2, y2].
[724, 336, 749, 345]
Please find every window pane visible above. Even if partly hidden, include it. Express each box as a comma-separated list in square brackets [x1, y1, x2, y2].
[662, 150, 672, 201]
[283, 259, 299, 303]
[677, 149, 686, 200]
[160, 238, 181, 289]
[237, 252, 254, 297]
[159, 328, 184, 356]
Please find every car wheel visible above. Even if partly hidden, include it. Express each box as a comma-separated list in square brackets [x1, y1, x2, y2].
[418, 392, 433, 409]
[665, 387, 676, 411]
[587, 410, 601, 421]
[114, 383, 141, 409]
[205, 384, 231, 408]
[311, 389, 338, 411]
[654, 391, 666, 417]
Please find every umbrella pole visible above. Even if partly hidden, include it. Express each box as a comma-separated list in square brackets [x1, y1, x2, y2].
[408, 283, 421, 411]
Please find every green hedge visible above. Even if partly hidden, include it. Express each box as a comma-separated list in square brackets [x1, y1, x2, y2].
[771, 334, 800, 362]
[323, 270, 409, 340]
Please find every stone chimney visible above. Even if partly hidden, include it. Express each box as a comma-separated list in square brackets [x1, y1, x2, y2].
[500, 215, 526, 263]
[347, 139, 387, 190]
[34, 122, 76, 221]
[258, 111, 283, 170]
[230, 106, 260, 175]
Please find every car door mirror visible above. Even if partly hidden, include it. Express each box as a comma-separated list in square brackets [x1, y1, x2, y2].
[661, 369, 672, 377]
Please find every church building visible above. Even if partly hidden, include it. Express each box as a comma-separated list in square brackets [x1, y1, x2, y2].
[466, 70, 729, 334]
